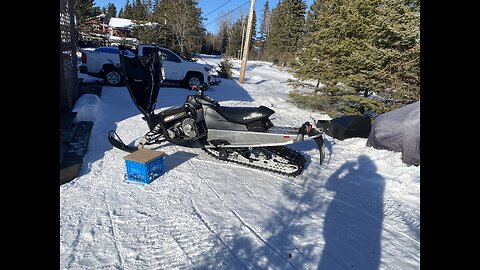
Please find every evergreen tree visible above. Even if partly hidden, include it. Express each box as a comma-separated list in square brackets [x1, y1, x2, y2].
[258, 0, 271, 41]
[201, 32, 220, 55]
[226, 16, 245, 58]
[217, 20, 230, 53]
[106, 3, 117, 19]
[250, 10, 256, 45]
[93, 6, 102, 16]
[291, 0, 420, 115]
[132, 0, 147, 21]
[294, 0, 378, 92]
[265, 0, 306, 66]
[216, 57, 233, 79]
[305, 0, 322, 34]
[118, 8, 124, 18]
[122, 0, 134, 19]
[75, 0, 96, 25]
[368, 0, 420, 103]
[247, 11, 257, 58]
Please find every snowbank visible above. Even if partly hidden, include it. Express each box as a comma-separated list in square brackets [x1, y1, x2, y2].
[72, 94, 103, 122]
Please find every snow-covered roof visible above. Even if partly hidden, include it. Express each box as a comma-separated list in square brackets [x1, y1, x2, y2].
[109, 18, 157, 29]
[109, 18, 133, 29]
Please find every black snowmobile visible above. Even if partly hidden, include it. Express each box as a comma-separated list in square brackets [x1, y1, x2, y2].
[108, 45, 326, 176]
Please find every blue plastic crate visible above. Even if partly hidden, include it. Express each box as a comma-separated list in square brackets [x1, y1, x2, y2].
[123, 149, 165, 184]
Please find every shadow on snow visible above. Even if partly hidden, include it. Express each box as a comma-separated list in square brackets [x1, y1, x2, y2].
[194, 155, 385, 270]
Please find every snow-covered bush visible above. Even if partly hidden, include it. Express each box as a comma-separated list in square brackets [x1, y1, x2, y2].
[216, 57, 233, 79]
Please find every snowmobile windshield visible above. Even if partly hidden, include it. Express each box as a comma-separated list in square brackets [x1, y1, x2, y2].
[119, 47, 162, 117]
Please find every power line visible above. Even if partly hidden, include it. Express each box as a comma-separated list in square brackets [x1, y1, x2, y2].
[203, 0, 234, 17]
[204, 0, 250, 27]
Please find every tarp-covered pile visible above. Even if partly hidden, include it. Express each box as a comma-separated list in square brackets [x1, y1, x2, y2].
[367, 101, 420, 166]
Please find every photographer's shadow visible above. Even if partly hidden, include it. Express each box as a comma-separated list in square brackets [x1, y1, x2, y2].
[318, 155, 385, 270]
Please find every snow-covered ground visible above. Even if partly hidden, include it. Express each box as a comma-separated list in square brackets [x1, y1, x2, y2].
[62, 55, 420, 269]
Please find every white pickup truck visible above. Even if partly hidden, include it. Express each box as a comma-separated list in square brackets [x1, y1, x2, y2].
[79, 45, 216, 88]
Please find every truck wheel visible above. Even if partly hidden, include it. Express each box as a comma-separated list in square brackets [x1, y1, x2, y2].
[103, 67, 124, 86]
[184, 73, 203, 89]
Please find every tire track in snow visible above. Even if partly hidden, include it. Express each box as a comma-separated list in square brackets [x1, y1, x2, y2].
[163, 211, 218, 266]
[229, 208, 300, 270]
[109, 200, 218, 268]
[106, 202, 126, 269]
[191, 198, 248, 269]
[191, 164, 299, 269]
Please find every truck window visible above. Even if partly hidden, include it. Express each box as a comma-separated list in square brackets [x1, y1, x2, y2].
[160, 49, 181, 63]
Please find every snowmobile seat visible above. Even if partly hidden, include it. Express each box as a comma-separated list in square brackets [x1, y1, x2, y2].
[216, 105, 275, 125]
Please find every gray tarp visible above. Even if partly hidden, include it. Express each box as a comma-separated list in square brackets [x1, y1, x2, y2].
[367, 101, 420, 166]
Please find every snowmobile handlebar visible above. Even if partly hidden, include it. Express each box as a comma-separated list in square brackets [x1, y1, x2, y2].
[191, 83, 210, 92]
[191, 84, 218, 106]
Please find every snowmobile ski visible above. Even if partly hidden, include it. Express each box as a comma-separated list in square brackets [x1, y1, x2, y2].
[107, 130, 138, 153]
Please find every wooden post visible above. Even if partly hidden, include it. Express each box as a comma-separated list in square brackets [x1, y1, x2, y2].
[240, 20, 246, 60]
[239, 0, 255, 84]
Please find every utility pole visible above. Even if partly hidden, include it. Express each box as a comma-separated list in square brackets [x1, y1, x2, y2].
[239, 0, 255, 84]
[239, 19, 246, 60]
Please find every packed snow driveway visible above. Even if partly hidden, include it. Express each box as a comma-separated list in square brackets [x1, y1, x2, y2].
[62, 56, 420, 269]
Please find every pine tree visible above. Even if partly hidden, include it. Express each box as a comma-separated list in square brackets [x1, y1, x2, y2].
[265, 0, 306, 66]
[118, 8, 124, 18]
[250, 10, 256, 44]
[258, 0, 270, 41]
[305, 0, 322, 34]
[93, 6, 102, 16]
[293, 0, 379, 93]
[122, 0, 134, 18]
[248, 10, 257, 58]
[291, 0, 419, 115]
[106, 3, 117, 19]
[217, 57, 233, 79]
[217, 20, 230, 53]
[132, 0, 147, 21]
[75, 0, 96, 25]
[368, 0, 420, 103]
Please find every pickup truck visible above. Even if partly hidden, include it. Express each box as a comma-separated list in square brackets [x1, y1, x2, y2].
[79, 45, 216, 88]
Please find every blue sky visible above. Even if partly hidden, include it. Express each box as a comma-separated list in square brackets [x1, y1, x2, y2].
[93, 0, 314, 34]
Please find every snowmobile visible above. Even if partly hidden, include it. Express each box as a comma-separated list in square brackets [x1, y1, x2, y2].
[108, 45, 326, 176]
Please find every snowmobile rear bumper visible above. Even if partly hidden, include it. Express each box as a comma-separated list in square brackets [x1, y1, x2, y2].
[296, 122, 325, 164]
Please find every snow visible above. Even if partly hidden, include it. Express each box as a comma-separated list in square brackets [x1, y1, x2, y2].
[71, 94, 103, 122]
[61, 55, 420, 269]
[108, 17, 134, 29]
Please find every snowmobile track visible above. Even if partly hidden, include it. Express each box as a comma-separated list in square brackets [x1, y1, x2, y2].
[202, 146, 306, 177]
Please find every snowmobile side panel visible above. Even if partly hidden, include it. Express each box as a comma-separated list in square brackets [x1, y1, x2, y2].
[206, 128, 322, 148]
